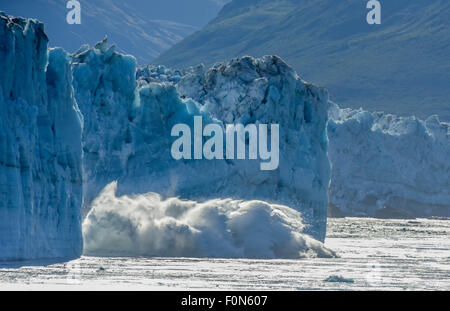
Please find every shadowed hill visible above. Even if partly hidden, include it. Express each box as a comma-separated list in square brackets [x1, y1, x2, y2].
[0, 0, 228, 64]
[155, 0, 450, 121]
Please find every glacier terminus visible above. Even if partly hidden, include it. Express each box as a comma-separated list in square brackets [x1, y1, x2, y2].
[0, 12, 448, 264]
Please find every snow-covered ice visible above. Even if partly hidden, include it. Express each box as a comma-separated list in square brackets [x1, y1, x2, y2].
[328, 103, 450, 218]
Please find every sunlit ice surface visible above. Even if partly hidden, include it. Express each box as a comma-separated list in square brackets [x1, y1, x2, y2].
[0, 218, 448, 290]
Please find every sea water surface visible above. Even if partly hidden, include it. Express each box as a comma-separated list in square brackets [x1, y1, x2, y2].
[0, 218, 449, 290]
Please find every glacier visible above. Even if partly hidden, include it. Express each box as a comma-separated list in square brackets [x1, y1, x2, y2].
[328, 103, 450, 218]
[0, 11, 333, 260]
[0, 0, 228, 65]
[135, 63, 450, 220]
[74, 42, 331, 247]
[6, 11, 448, 261]
[0, 14, 83, 261]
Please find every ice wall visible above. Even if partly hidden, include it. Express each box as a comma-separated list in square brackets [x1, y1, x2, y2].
[175, 57, 331, 240]
[328, 103, 450, 218]
[75, 41, 331, 243]
[0, 13, 330, 259]
[71, 39, 138, 211]
[0, 14, 83, 261]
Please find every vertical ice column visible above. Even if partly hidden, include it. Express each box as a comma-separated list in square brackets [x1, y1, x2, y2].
[0, 14, 83, 261]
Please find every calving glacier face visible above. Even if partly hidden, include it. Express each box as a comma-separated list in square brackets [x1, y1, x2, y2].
[83, 182, 335, 259]
[0, 12, 330, 259]
[0, 14, 83, 260]
[76, 41, 331, 248]
[71, 39, 139, 211]
[175, 56, 331, 240]
[328, 103, 450, 218]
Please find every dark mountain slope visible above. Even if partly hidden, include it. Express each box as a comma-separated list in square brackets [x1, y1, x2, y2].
[0, 0, 228, 64]
[155, 0, 450, 120]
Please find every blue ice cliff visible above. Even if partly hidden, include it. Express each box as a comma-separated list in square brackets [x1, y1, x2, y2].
[2, 12, 448, 261]
[137, 64, 450, 220]
[74, 40, 333, 257]
[0, 13, 334, 260]
[0, 14, 83, 261]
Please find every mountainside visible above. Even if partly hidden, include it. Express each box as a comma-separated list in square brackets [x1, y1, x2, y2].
[155, 0, 450, 121]
[0, 0, 228, 64]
